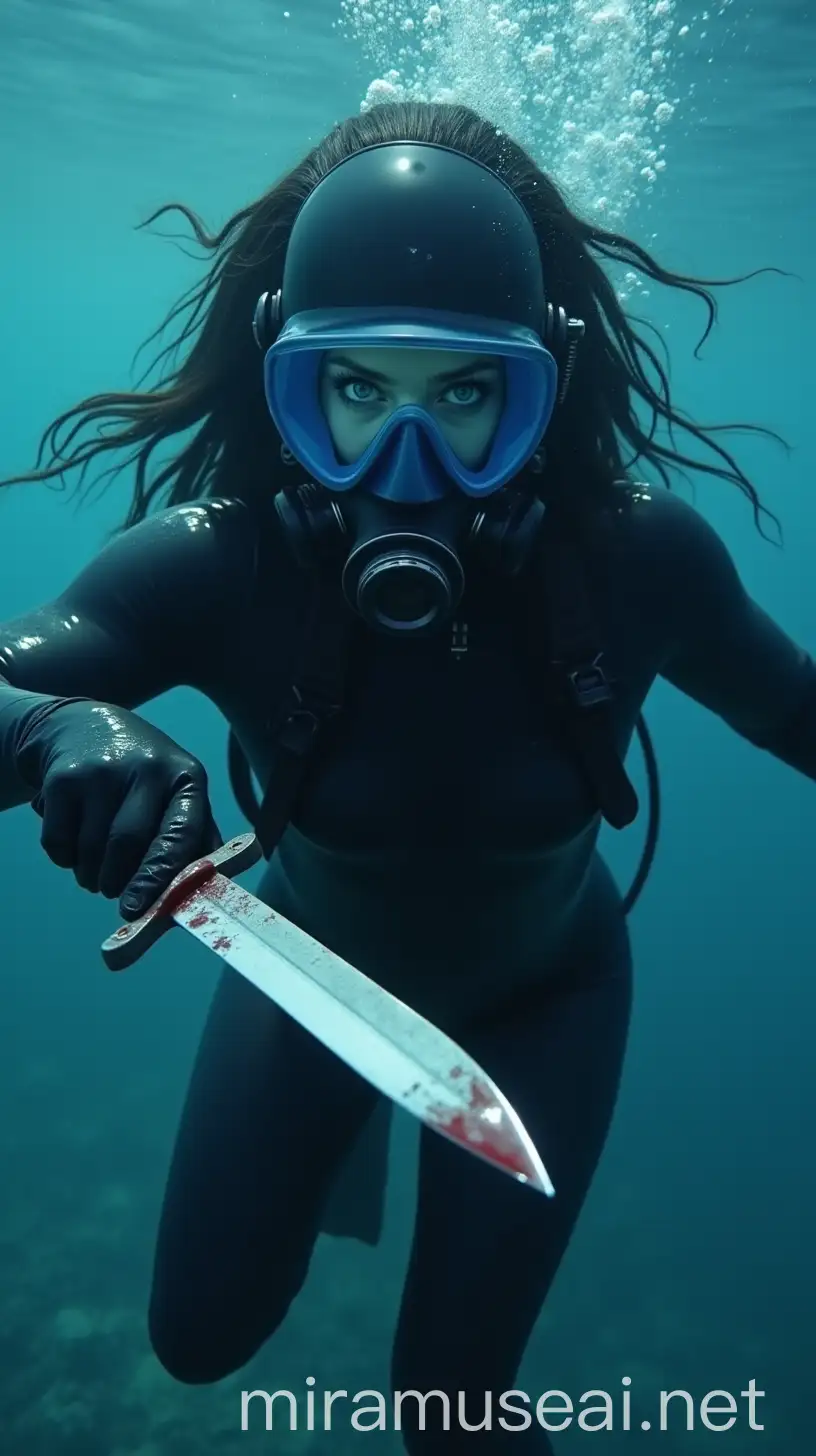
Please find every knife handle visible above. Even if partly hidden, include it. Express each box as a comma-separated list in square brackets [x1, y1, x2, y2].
[100, 832, 263, 971]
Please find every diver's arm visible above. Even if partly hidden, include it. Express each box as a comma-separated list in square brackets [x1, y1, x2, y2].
[647, 490, 816, 778]
[0, 497, 256, 809]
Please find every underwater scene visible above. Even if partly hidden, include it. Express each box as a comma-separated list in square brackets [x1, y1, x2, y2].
[1, 1, 814, 1453]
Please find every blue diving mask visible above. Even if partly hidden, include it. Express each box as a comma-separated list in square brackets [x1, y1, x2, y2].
[262, 307, 559, 505]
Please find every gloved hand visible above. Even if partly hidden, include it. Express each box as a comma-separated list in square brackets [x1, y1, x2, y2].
[15, 698, 220, 919]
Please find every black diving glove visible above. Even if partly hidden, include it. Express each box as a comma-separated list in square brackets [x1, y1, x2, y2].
[13, 698, 220, 919]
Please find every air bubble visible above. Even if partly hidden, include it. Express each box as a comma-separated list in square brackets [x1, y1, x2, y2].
[337, 0, 726, 258]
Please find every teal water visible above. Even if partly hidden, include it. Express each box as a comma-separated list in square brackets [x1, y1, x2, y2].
[0, 1, 814, 1452]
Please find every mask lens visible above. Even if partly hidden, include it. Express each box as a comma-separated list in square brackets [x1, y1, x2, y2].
[263, 312, 558, 500]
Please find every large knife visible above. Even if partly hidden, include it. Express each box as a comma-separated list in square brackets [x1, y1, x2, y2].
[101, 833, 554, 1197]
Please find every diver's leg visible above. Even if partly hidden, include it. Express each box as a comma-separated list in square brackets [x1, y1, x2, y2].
[391, 919, 632, 1452]
[148, 965, 379, 1383]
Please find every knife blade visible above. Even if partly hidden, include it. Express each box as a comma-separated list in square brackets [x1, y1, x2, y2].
[101, 833, 554, 1197]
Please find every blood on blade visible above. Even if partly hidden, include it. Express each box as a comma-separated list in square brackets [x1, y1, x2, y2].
[154, 859, 217, 920]
[427, 1074, 532, 1181]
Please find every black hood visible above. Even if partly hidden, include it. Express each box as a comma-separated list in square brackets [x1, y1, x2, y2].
[280, 141, 546, 331]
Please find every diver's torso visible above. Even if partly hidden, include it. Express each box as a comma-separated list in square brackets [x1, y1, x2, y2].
[200, 499, 660, 1020]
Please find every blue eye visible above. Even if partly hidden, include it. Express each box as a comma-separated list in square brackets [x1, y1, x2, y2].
[331, 373, 381, 407]
[327, 370, 497, 414]
[442, 382, 487, 407]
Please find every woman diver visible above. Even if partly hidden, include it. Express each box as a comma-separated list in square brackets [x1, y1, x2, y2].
[1, 103, 814, 1452]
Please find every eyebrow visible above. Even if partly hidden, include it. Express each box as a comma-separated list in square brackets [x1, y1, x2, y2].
[325, 354, 502, 385]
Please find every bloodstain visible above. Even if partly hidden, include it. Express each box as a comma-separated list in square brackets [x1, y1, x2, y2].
[195, 873, 227, 902]
[197, 875, 253, 916]
[153, 859, 216, 920]
[188, 912, 211, 929]
[211, 936, 233, 951]
[427, 1076, 530, 1181]
[467, 1080, 494, 1113]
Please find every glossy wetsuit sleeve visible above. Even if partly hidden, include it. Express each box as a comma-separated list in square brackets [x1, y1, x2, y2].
[644, 490, 816, 779]
[0, 497, 256, 809]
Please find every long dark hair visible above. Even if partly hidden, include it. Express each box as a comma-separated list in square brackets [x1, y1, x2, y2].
[1, 102, 785, 533]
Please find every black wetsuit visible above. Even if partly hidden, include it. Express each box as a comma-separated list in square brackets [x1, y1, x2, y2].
[1, 482, 814, 1452]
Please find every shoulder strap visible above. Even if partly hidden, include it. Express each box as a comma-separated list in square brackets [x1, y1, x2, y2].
[523, 509, 640, 830]
[518, 507, 661, 912]
[245, 576, 355, 858]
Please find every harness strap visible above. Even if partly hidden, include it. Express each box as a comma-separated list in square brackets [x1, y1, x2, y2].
[524, 513, 640, 830]
[253, 577, 355, 858]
